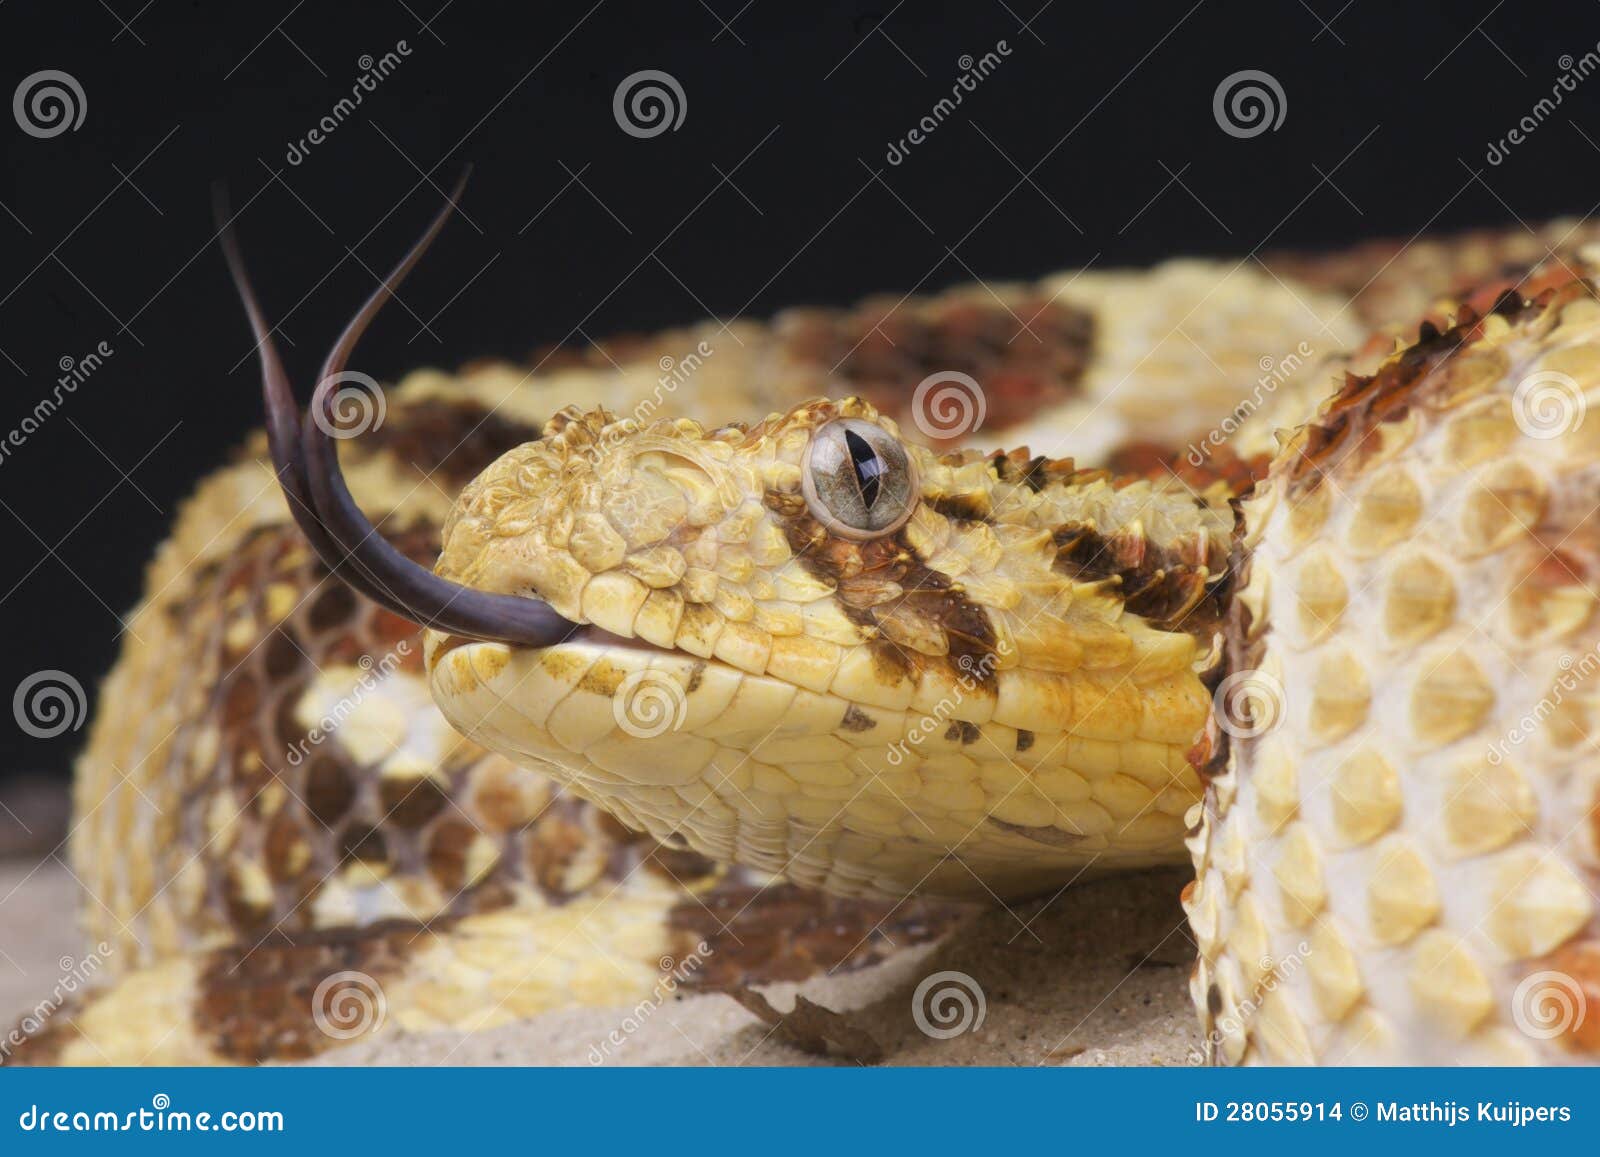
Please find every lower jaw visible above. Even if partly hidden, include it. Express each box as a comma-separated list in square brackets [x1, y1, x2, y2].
[425, 636, 1198, 901]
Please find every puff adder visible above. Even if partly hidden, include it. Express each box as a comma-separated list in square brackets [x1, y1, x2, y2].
[11, 203, 1600, 1066]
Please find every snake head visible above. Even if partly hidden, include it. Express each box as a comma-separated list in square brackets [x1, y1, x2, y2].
[425, 392, 1231, 898]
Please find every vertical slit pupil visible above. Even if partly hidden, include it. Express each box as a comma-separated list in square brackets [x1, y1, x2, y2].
[843, 429, 885, 509]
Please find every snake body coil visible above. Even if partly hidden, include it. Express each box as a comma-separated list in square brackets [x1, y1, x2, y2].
[9, 208, 1600, 1065]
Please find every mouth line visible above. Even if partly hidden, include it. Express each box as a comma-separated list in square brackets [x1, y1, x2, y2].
[432, 621, 675, 662]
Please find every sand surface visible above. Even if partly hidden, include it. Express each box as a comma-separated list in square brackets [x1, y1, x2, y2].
[1, 856, 1201, 1067]
[318, 866, 1202, 1067]
[0, 858, 86, 1024]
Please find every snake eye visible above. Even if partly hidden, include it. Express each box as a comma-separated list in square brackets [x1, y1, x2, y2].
[802, 418, 918, 539]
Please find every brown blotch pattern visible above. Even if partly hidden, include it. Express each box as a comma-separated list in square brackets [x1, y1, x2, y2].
[776, 296, 1095, 445]
[154, 522, 530, 946]
[197, 920, 426, 1063]
[1051, 520, 1232, 638]
[359, 398, 541, 484]
[839, 705, 878, 733]
[1106, 440, 1269, 495]
[990, 451, 1054, 493]
[943, 720, 981, 745]
[927, 492, 993, 524]
[764, 491, 1002, 687]
[1284, 289, 1547, 496]
[669, 883, 967, 989]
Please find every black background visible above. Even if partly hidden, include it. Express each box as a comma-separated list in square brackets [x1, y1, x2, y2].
[3, 0, 1599, 781]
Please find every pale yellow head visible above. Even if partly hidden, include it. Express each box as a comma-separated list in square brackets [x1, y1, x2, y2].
[426, 397, 1231, 899]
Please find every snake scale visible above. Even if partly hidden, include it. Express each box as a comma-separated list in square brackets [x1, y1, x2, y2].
[7, 199, 1600, 1065]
